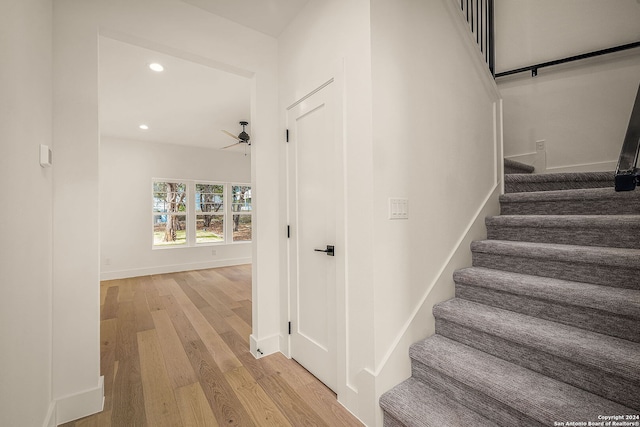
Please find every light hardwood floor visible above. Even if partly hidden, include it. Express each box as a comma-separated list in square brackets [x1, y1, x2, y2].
[62, 265, 363, 427]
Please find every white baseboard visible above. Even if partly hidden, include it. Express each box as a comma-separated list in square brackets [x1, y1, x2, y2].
[278, 332, 290, 358]
[100, 257, 252, 280]
[504, 151, 536, 165]
[545, 159, 617, 173]
[250, 333, 280, 358]
[55, 376, 104, 425]
[505, 152, 616, 174]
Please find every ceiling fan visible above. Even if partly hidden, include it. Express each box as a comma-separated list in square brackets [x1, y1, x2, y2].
[221, 121, 251, 149]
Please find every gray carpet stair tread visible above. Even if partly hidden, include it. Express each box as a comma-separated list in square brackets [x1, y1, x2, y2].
[500, 187, 636, 203]
[453, 267, 640, 319]
[379, 378, 499, 427]
[505, 171, 614, 184]
[504, 172, 614, 193]
[486, 215, 640, 248]
[383, 169, 640, 425]
[499, 187, 640, 215]
[504, 158, 535, 174]
[433, 298, 640, 380]
[410, 336, 635, 424]
[486, 214, 640, 229]
[471, 240, 640, 268]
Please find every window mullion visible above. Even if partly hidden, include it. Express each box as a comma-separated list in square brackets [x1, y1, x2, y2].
[187, 181, 195, 246]
[225, 183, 230, 242]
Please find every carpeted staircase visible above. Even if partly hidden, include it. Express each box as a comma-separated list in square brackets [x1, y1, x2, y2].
[380, 168, 640, 427]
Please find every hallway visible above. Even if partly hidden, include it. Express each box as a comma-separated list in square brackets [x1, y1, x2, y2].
[62, 265, 362, 426]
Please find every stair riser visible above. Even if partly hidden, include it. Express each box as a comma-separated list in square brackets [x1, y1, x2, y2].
[471, 252, 640, 290]
[500, 199, 640, 215]
[410, 360, 546, 427]
[504, 167, 533, 174]
[435, 319, 640, 410]
[486, 225, 640, 249]
[455, 284, 640, 343]
[505, 180, 612, 194]
[380, 378, 502, 427]
[382, 413, 404, 427]
[504, 167, 530, 174]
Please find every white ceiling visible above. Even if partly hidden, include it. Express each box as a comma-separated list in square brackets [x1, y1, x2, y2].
[99, 36, 252, 150]
[98, 1, 310, 150]
[181, 0, 310, 37]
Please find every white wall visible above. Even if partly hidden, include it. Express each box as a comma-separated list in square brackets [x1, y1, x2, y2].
[500, 54, 640, 172]
[279, 0, 502, 425]
[100, 137, 251, 280]
[496, 0, 640, 172]
[0, 0, 501, 424]
[0, 0, 54, 426]
[495, 0, 640, 73]
[368, 0, 501, 425]
[278, 0, 376, 421]
[53, 0, 279, 422]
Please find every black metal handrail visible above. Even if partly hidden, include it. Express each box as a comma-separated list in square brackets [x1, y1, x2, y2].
[460, 0, 495, 77]
[615, 83, 640, 191]
[495, 41, 640, 78]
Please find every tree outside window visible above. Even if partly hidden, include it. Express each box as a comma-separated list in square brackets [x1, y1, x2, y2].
[153, 181, 187, 246]
[152, 180, 251, 248]
[232, 185, 252, 242]
[196, 183, 224, 244]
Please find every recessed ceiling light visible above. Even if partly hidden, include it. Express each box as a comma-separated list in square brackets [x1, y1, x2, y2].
[148, 63, 164, 72]
[139, 124, 149, 130]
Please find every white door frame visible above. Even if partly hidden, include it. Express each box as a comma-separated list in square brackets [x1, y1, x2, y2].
[285, 64, 347, 399]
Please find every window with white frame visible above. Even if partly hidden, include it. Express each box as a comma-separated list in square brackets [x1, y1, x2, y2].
[231, 184, 252, 242]
[153, 181, 187, 247]
[195, 183, 224, 244]
[152, 180, 252, 248]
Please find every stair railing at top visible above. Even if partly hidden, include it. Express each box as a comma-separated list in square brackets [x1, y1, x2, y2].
[459, 4, 640, 190]
[459, 0, 495, 77]
[495, 41, 640, 79]
[615, 83, 640, 191]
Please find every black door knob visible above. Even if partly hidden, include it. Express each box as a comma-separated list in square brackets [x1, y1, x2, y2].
[314, 245, 335, 256]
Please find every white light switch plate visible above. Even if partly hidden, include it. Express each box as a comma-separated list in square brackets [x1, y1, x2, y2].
[389, 198, 408, 220]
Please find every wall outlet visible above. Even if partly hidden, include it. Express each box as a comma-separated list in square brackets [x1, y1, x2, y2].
[105, 258, 111, 266]
[536, 140, 546, 152]
[211, 249, 217, 256]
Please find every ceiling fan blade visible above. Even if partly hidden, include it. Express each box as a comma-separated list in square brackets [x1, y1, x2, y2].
[221, 129, 241, 141]
[221, 142, 241, 149]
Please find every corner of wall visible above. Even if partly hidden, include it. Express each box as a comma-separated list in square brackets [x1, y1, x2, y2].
[278, 331, 290, 358]
[55, 376, 104, 425]
[42, 401, 57, 427]
[250, 333, 280, 359]
[354, 368, 379, 427]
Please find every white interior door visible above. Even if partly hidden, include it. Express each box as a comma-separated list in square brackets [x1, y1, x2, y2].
[288, 81, 337, 392]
